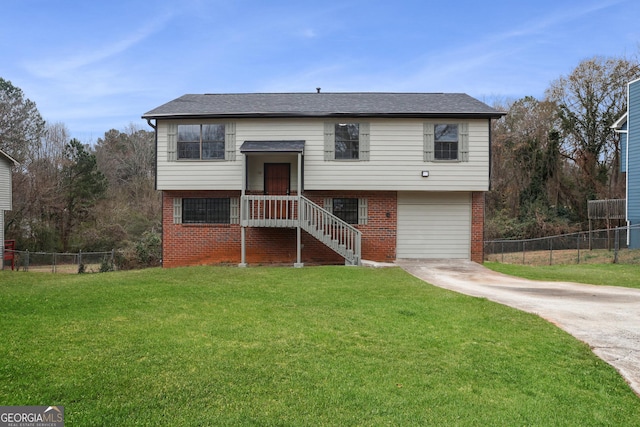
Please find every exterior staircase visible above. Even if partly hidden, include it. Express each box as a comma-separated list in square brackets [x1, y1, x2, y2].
[241, 195, 361, 265]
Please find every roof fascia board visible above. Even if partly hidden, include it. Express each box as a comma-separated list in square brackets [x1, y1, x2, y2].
[611, 112, 628, 130]
[142, 112, 506, 120]
[0, 149, 19, 166]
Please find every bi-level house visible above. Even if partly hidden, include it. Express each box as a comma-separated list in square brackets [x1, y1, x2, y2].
[612, 77, 640, 248]
[1, 149, 18, 269]
[143, 92, 504, 267]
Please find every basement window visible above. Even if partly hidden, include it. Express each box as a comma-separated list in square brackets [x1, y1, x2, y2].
[324, 198, 368, 225]
[183, 198, 230, 223]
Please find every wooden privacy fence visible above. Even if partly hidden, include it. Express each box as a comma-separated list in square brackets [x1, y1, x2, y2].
[588, 199, 626, 220]
[588, 199, 626, 250]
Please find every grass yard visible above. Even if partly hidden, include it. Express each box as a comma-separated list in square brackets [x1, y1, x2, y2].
[1, 266, 639, 426]
[485, 262, 640, 289]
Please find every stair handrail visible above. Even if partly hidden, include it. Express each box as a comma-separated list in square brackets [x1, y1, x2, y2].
[299, 196, 361, 265]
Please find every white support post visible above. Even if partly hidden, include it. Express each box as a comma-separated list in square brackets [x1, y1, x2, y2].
[239, 153, 248, 267]
[294, 151, 304, 268]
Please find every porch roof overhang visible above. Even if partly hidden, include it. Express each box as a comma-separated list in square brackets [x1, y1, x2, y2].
[240, 140, 305, 153]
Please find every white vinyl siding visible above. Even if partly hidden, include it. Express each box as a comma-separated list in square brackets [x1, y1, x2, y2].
[396, 192, 471, 259]
[309, 118, 488, 191]
[157, 120, 244, 190]
[0, 157, 13, 268]
[0, 159, 12, 210]
[157, 118, 490, 191]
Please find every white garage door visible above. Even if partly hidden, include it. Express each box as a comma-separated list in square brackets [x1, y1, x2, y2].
[397, 192, 471, 259]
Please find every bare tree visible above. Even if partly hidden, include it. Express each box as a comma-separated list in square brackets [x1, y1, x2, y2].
[545, 56, 640, 218]
[488, 97, 576, 238]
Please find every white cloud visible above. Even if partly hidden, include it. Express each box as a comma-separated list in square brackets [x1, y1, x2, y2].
[23, 12, 172, 80]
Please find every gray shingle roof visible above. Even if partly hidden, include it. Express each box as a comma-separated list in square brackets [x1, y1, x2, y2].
[143, 93, 504, 119]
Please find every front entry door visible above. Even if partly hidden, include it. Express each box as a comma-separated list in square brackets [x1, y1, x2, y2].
[264, 163, 290, 195]
[264, 163, 291, 219]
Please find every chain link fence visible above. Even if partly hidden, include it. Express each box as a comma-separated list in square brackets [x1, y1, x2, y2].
[3, 249, 117, 273]
[485, 224, 640, 265]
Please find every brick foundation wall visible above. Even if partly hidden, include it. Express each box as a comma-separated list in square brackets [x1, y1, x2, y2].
[162, 191, 243, 268]
[162, 190, 483, 267]
[162, 190, 397, 267]
[471, 191, 485, 263]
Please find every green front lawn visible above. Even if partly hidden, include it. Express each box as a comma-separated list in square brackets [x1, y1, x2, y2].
[485, 262, 640, 289]
[1, 266, 638, 426]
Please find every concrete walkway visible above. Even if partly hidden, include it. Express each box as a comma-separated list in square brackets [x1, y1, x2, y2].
[395, 259, 640, 396]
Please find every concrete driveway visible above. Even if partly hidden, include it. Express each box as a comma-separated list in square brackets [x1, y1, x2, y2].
[395, 259, 640, 396]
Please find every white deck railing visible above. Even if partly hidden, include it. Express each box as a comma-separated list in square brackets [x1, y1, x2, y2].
[241, 195, 298, 228]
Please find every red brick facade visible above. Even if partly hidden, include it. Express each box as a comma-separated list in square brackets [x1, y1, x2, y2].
[304, 191, 397, 263]
[162, 191, 242, 267]
[162, 190, 484, 267]
[470, 191, 485, 263]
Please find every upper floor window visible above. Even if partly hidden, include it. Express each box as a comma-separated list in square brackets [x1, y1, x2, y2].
[167, 123, 236, 162]
[424, 122, 469, 162]
[324, 122, 370, 161]
[434, 124, 458, 160]
[335, 124, 360, 160]
[178, 124, 225, 160]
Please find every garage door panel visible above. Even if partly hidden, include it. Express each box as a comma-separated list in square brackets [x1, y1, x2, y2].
[397, 192, 471, 259]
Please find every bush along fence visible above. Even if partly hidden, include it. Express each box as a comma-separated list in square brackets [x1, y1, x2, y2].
[3, 249, 116, 273]
[484, 224, 640, 266]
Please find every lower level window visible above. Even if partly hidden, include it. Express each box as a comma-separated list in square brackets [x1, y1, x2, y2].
[183, 198, 230, 224]
[332, 198, 359, 224]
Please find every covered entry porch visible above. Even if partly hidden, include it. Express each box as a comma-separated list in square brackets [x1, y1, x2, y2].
[238, 140, 361, 267]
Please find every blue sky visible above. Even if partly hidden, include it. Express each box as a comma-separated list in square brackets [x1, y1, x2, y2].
[2, 0, 639, 142]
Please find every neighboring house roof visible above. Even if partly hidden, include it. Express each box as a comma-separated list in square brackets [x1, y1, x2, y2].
[143, 92, 505, 120]
[612, 113, 628, 130]
[0, 149, 19, 166]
